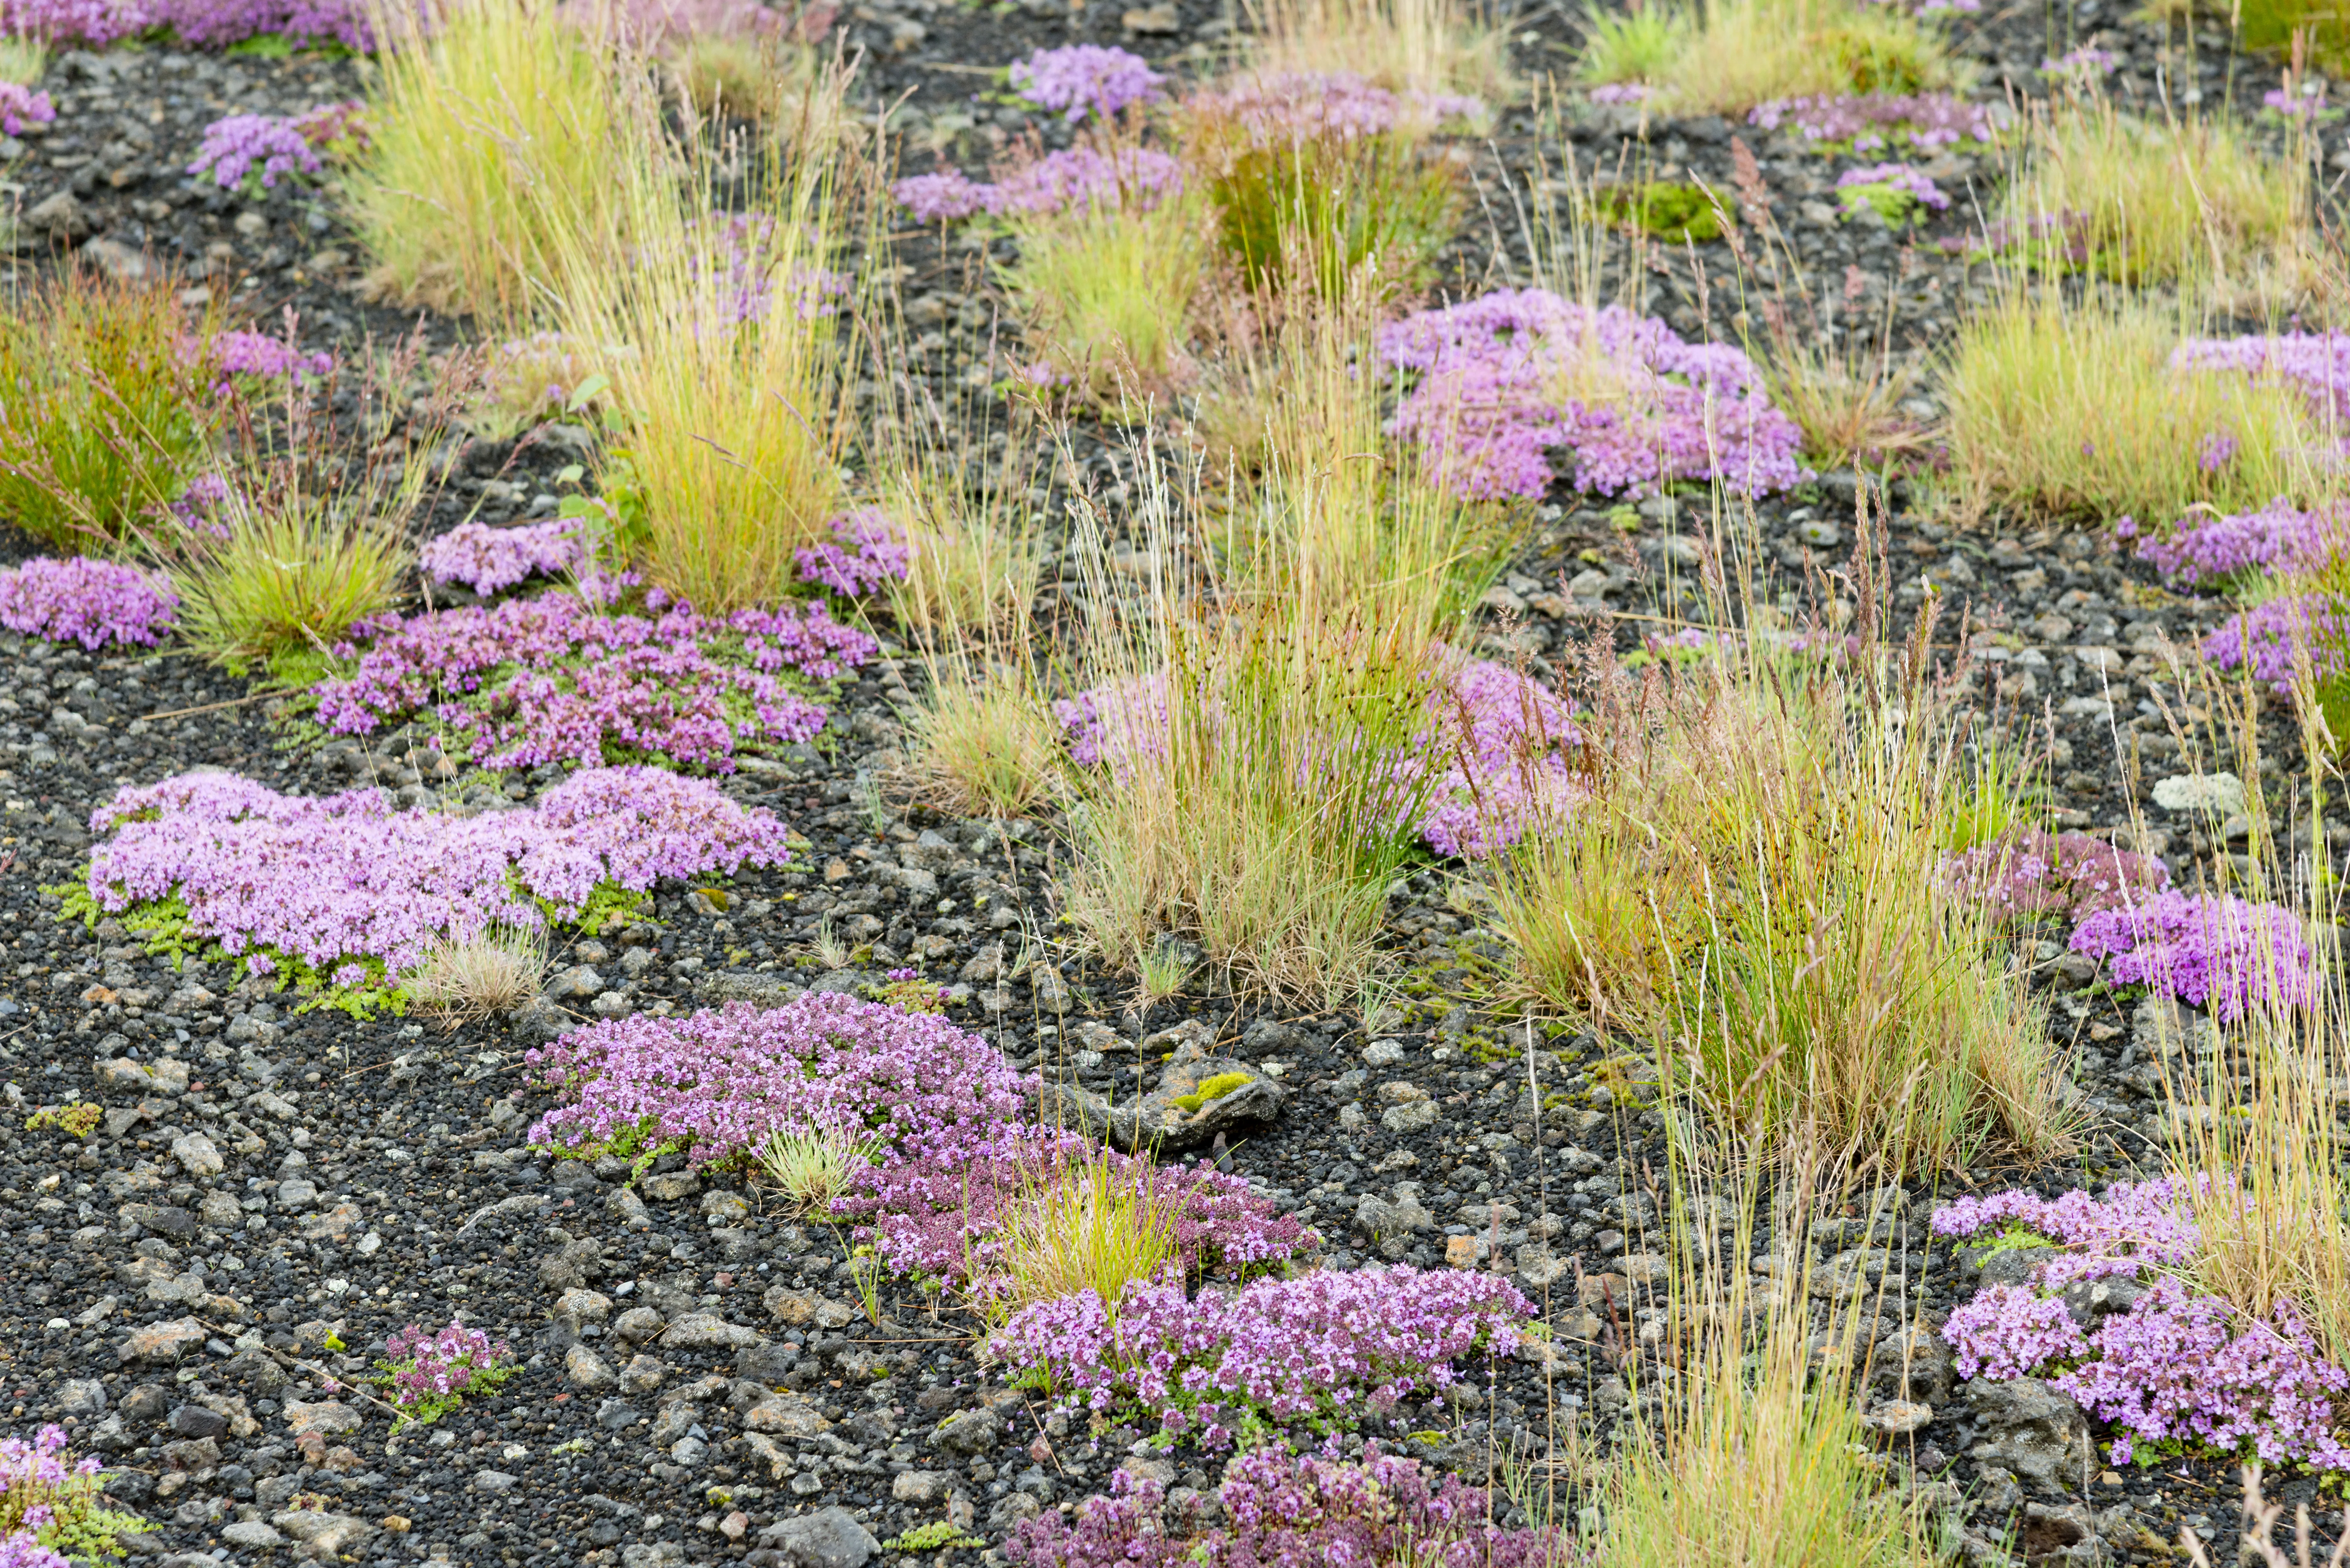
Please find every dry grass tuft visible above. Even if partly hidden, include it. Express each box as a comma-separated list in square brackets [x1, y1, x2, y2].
[406, 926, 548, 1019]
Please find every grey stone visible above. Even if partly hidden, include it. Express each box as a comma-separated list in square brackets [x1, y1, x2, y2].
[548, 964, 604, 1000]
[761, 1506, 878, 1568]
[893, 1470, 950, 1503]
[167, 1404, 226, 1440]
[473, 1470, 519, 1494]
[1035, 1023, 1285, 1152]
[1353, 1185, 1437, 1241]
[1962, 1377, 2093, 1489]
[1361, 1039, 1405, 1067]
[932, 1406, 1003, 1455]
[565, 1343, 614, 1388]
[2151, 772, 2246, 818]
[220, 1519, 283, 1548]
[25, 190, 89, 241]
[274, 1177, 317, 1211]
[642, 1171, 700, 1202]
[662, 1313, 762, 1350]
[168, 1131, 222, 1179]
[596, 1398, 639, 1432]
[1380, 1099, 1438, 1134]
[614, 1307, 665, 1343]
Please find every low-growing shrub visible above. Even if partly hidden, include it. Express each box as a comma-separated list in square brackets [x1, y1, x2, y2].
[1595, 179, 1728, 242]
[2135, 497, 2350, 588]
[312, 586, 872, 772]
[527, 993, 1030, 1170]
[420, 519, 588, 598]
[0, 557, 177, 649]
[2071, 890, 2314, 1020]
[74, 766, 790, 1010]
[1747, 89, 1998, 149]
[989, 1264, 1530, 1446]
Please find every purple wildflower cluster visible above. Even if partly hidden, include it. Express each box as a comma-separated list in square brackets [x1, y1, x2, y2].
[208, 329, 334, 392]
[2201, 593, 2350, 692]
[894, 145, 1187, 222]
[419, 520, 588, 598]
[2042, 45, 2119, 80]
[0, 556, 177, 650]
[1747, 92, 2000, 150]
[845, 1126, 1314, 1288]
[1587, 82, 1652, 106]
[2172, 333, 2350, 430]
[1941, 828, 2171, 920]
[1009, 44, 1164, 124]
[1378, 289, 1807, 500]
[1055, 652, 1581, 859]
[2136, 499, 2350, 587]
[1835, 161, 1950, 213]
[84, 766, 791, 987]
[613, 0, 830, 44]
[187, 113, 320, 189]
[2071, 889, 2315, 1019]
[2264, 82, 2331, 120]
[313, 589, 874, 772]
[796, 509, 911, 596]
[0, 1425, 98, 1568]
[0, 82, 54, 138]
[1011, 1446, 1569, 1568]
[1936, 1182, 2350, 1471]
[0, 0, 383, 49]
[990, 1265, 1531, 1447]
[1189, 71, 1485, 143]
[527, 993, 1030, 1166]
[380, 1319, 510, 1415]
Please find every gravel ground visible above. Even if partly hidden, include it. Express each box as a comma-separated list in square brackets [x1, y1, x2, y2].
[0, 4, 2340, 1567]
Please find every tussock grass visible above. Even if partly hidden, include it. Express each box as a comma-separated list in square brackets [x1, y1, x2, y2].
[760, 1127, 883, 1214]
[987, 1141, 1191, 1326]
[1243, 0, 1513, 104]
[902, 653, 1064, 818]
[407, 926, 547, 1018]
[1944, 286, 2317, 526]
[0, 34, 46, 83]
[167, 499, 411, 679]
[348, 0, 633, 324]
[1575, 2, 1687, 89]
[1002, 195, 1208, 402]
[1660, 0, 1954, 117]
[550, 62, 864, 614]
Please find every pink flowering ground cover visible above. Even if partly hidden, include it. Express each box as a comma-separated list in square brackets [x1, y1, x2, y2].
[1377, 289, 1807, 501]
[795, 509, 910, 597]
[313, 587, 874, 772]
[2200, 592, 2350, 693]
[375, 1320, 514, 1429]
[1941, 829, 2170, 920]
[2069, 889, 2315, 1020]
[526, 993, 1031, 1170]
[990, 1265, 1531, 1448]
[1011, 1445, 1568, 1568]
[1187, 70, 1485, 143]
[2133, 498, 2350, 588]
[75, 766, 790, 1008]
[1935, 1182, 2350, 1472]
[419, 519, 589, 597]
[895, 146, 1188, 222]
[0, 557, 177, 650]
[0, 0, 386, 48]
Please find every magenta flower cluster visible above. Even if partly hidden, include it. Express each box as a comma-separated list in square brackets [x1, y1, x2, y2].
[1008, 44, 1164, 123]
[1188, 71, 1485, 143]
[1936, 1182, 2350, 1471]
[2043, 45, 2118, 79]
[895, 145, 1187, 222]
[2172, 333, 2350, 431]
[2202, 593, 2350, 692]
[795, 509, 910, 596]
[313, 588, 874, 772]
[2070, 889, 2315, 1020]
[1378, 289, 1807, 500]
[0, 1424, 97, 1568]
[527, 994, 1031, 1167]
[83, 766, 792, 986]
[844, 1126, 1315, 1290]
[1747, 92, 2001, 149]
[381, 1319, 510, 1410]
[187, 112, 321, 189]
[1835, 161, 1950, 212]
[989, 1265, 1531, 1448]
[1941, 829, 2170, 920]
[209, 329, 334, 391]
[0, 0, 383, 50]
[419, 520, 588, 598]
[0, 556, 177, 650]
[2136, 498, 2350, 587]
[0, 82, 54, 139]
[1011, 1446, 1569, 1568]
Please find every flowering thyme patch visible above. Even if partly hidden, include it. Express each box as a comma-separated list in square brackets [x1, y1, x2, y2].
[2069, 890, 2314, 1019]
[988, 1265, 1531, 1448]
[314, 587, 874, 772]
[419, 519, 590, 597]
[1936, 1182, 2350, 1472]
[1940, 829, 2170, 920]
[0, 557, 177, 650]
[374, 1321, 516, 1429]
[68, 766, 791, 1013]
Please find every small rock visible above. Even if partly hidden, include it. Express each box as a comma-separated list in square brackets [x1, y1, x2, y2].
[168, 1132, 222, 1179]
[221, 1520, 283, 1549]
[760, 1506, 878, 1568]
[2150, 772, 2246, 818]
[932, 1406, 1003, 1455]
[614, 1307, 666, 1343]
[565, 1343, 615, 1388]
[1863, 1400, 1933, 1436]
[892, 1470, 950, 1503]
[25, 190, 88, 241]
[1962, 1377, 2093, 1489]
[662, 1313, 762, 1350]
[283, 1399, 360, 1438]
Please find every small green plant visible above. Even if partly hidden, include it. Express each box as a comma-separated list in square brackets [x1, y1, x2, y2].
[166, 496, 412, 682]
[0, 33, 47, 82]
[1, 1427, 152, 1563]
[1002, 195, 1207, 401]
[1170, 1071, 1254, 1114]
[880, 1522, 987, 1552]
[868, 971, 952, 1014]
[983, 1141, 1195, 1326]
[322, 1329, 348, 1353]
[375, 1320, 517, 1430]
[849, 1244, 885, 1326]
[1209, 136, 1460, 302]
[1576, 2, 1686, 87]
[758, 1126, 883, 1213]
[1596, 181, 1727, 243]
[25, 1102, 103, 1138]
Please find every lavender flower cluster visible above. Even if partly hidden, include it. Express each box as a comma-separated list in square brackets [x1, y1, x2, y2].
[381, 1319, 510, 1414]
[795, 509, 910, 596]
[990, 1266, 1531, 1448]
[83, 766, 792, 991]
[2135, 498, 2350, 587]
[2042, 45, 2119, 80]
[419, 520, 588, 597]
[1008, 44, 1164, 123]
[2172, 332, 2350, 431]
[1936, 1182, 2350, 1472]
[1378, 288, 1807, 500]
[2071, 889, 2315, 1019]
[1189, 70, 1485, 144]
[313, 588, 874, 772]
[844, 1126, 1315, 1290]
[1747, 92, 2001, 149]
[1835, 161, 1950, 212]
[2201, 593, 2350, 692]
[0, 0, 382, 50]
[527, 994, 1031, 1168]
[0, 81, 54, 138]
[1941, 829, 2170, 920]
[894, 145, 1187, 222]
[0, 1425, 99, 1568]
[0, 557, 177, 650]
[1011, 1446, 1568, 1568]
[208, 329, 334, 391]
[187, 112, 321, 189]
